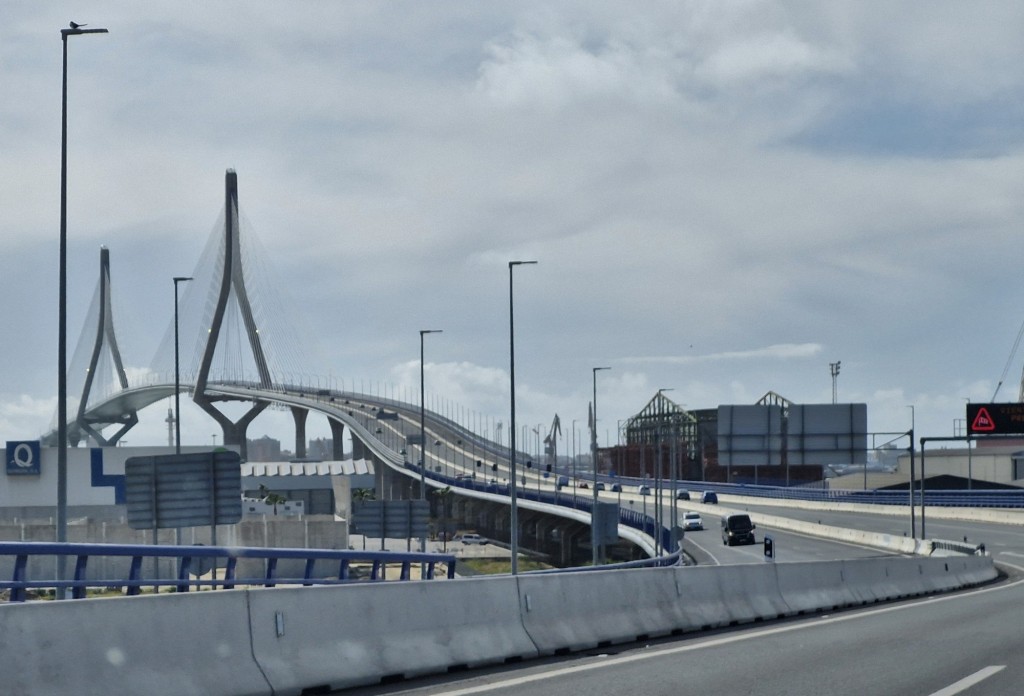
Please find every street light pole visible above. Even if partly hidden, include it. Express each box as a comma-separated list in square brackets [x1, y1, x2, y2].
[657, 387, 675, 552]
[173, 277, 193, 455]
[173, 276, 192, 550]
[830, 361, 841, 404]
[419, 329, 442, 552]
[508, 260, 536, 575]
[964, 397, 973, 490]
[591, 366, 610, 566]
[58, 22, 107, 598]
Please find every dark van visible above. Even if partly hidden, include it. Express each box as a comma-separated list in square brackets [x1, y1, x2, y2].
[721, 513, 756, 546]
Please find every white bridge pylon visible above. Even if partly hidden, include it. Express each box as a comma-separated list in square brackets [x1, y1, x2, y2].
[190, 170, 274, 456]
[51, 170, 342, 460]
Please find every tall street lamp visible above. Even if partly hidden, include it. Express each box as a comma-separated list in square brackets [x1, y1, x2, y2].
[591, 366, 610, 566]
[829, 361, 841, 404]
[657, 387, 676, 551]
[419, 329, 442, 552]
[58, 21, 107, 596]
[173, 276, 192, 550]
[173, 277, 193, 454]
[508, 260, 536, 575]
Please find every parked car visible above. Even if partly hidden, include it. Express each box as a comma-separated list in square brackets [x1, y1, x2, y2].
[595, 482, 606, 492]
[454, 533, 487, 545]
[556, 475, 570, 488]
[639, 485, 651, 496]
[701, 491, 719, 504]
[721, 513, 756, 546]
[682, 511, 704, 531]
[676, 489, 691, 501]
[611, 483, 622, 493]
[579, 482, 589, 489]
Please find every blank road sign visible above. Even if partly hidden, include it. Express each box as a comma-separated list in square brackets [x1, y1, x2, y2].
[125, 451, 242, 530]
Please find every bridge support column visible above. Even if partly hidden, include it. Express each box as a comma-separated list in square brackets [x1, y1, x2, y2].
[329, 419, 345, 460]
[352, 437, 367, 461]
[291, 407, 308, 459]
[218, 413, 262, 461]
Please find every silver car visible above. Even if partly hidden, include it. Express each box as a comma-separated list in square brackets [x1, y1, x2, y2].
[682, 511, 704, 531]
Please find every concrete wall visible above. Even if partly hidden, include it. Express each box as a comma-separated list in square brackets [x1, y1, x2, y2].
[0, 554, 996, 696]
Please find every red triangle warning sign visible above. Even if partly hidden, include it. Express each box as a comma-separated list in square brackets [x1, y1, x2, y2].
[971, 407, 996, 432]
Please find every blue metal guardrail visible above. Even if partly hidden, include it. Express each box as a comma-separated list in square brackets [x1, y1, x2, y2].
[0, 542, 456, 603]
[409, 464, 677, 552]
[660, 481, 1024, 509]
[448, 466, 1024, 510]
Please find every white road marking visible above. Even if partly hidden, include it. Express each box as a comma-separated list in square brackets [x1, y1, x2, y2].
[928, 666, 1005, 696]
[683, 534, 721, 565]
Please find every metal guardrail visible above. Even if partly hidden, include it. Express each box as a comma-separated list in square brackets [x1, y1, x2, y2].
[411, 464, 677, 553]
[605, 477, 1024, 509]
[0, 542, 456, 603]
[524, 547, 683, 574]
[931, 538, 987, 555]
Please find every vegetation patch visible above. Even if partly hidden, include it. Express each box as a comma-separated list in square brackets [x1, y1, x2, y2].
[460, 558, 553, 575]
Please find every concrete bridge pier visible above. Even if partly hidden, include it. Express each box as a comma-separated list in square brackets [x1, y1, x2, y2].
[209, 405, 265, 461]
[374, 454, 418, 500]
[329, 419, 345, 459]
[291, 407, 307, 459]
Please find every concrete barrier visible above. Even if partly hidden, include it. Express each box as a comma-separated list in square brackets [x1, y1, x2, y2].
[0, 554, 998, 694]
[0, 590, 267, 696]
[686, 562, 790, 625]
[517, 566, 685, 652]
[247, 575, 537, 695]
[772, 560, 857, 613]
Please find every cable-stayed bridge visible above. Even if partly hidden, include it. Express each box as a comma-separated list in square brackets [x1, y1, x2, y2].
[53, 170, 331, 455]
[42, 169, 659, 562]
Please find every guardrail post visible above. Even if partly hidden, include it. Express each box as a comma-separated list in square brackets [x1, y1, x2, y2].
[72, 555, 89, 599]
[128, 556, 143, 596]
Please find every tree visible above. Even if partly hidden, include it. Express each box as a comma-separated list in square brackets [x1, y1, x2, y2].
[433, 487, 453, 551]
[259, 485, 287, 515]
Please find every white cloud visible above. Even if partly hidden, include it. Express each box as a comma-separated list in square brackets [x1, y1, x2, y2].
[3, 2, 1024, 452]
[620, 343, 823, 366]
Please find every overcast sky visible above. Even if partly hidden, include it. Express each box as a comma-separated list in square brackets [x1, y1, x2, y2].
[4, 2, 1024, 456]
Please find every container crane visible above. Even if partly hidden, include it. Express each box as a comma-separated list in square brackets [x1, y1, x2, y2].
[543, 414, 561, 470]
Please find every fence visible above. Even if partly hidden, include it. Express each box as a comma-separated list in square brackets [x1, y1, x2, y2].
[0, 541, 456, 602]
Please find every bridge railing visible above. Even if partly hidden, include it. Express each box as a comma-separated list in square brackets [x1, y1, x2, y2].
[0, 542, 456, 603]
[639, 480, 1024, 508]
[411, 464, 677, 554]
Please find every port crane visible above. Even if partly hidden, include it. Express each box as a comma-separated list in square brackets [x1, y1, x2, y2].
[543, 414, 561, 469]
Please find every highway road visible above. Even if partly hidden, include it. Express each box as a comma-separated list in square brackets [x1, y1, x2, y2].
[727, 499, 1024, 567]
[344, 394, 910, 565]
[339, 560, 1022, 696]
[308, 394, 1024, 694]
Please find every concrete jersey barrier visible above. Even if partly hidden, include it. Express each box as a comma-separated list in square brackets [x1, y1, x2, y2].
[0, 554, 998, 695]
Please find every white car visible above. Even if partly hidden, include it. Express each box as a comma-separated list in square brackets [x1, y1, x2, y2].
[455, 533, 487, 545]
[682, 511, 704, 531]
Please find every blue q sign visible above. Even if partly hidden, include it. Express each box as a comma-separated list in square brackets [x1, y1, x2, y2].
[6, 441, 41, 476]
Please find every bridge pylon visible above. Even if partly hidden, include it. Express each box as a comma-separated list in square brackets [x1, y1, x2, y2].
[192, 170, 273, 459]
[60, 247, 138, 446]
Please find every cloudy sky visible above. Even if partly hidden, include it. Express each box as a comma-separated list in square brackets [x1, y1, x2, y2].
[4, 2, 1024, 456]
